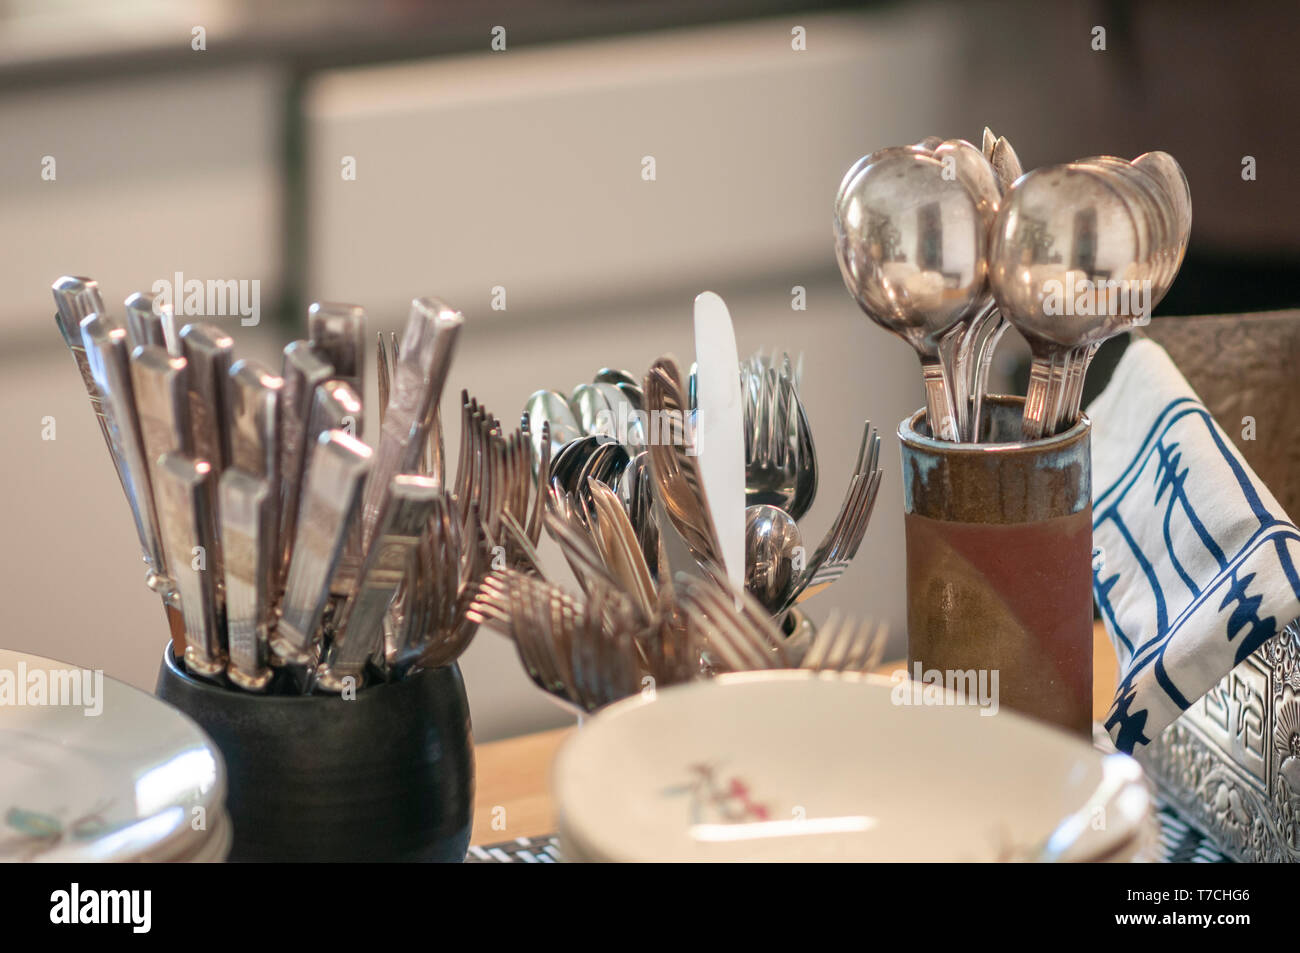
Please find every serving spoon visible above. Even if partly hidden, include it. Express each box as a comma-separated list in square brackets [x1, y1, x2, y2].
[834, 150, 992, 440]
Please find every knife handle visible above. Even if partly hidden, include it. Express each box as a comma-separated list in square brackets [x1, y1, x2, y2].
[272, 430, 372, 665]
[219, 469, 275, 690]
[154, 452, 225, 677]
[124, 292, 173, 352]
[80, 312, 169, 586]
[179, 322, 235, 475]
[319, 475, 438, 691]
[277, 341, 335, 590]
[307, 302, 367, 438]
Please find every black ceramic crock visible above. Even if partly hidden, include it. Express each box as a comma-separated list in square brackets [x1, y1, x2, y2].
[156, 645, 474, 862]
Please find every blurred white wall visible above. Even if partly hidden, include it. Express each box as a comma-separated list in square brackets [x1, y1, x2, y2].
[2, 8, 968, 741]
[0, 65, 285, 342]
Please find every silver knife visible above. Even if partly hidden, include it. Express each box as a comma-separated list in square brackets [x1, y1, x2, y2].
[360, 298, 462, 551]
[79, 312, 168, 585]
[124, 292, 172, 352]
[307, 302, 367, 438]
[277, 341, 335, 585]
[154, 452, 225, 676]
[271, 430, 372, 664]
[317, 475, 439, 691]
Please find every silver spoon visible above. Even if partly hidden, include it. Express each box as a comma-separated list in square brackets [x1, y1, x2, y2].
[931, 137, 1002, 440]
[743, 504, 802, 614]
[834, 150, 992, 440]
[524, 389, 583, 474]
[990, 165, 1155, 439]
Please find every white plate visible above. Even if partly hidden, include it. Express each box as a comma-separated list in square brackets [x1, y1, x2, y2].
[0, 648, 225, 862]
[554, 671, 1153, 862]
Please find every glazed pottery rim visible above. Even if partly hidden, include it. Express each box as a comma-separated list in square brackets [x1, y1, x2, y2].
[897, 393, 1090, 455]
[158, 641, 439, 706]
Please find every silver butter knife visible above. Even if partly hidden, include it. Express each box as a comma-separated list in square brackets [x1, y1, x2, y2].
[154, 452, 226, 676]
[318, 474, 439, 692]
[361, 298, 462, 552]
[307, 302, 367, 438]
[272, 430, 372, 664]
[693, 291, 746, 594]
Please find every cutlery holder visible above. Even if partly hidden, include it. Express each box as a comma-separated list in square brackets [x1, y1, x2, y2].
[156, 646, 474, 862]
[898, 395, 1093, 736]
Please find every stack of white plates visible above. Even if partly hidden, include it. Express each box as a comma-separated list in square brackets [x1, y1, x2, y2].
[555, 671, 1156, 862]
[0, 648, 229, 862]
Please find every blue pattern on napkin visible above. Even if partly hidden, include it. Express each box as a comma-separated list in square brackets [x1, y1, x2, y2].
[1088, 341, 1300, 753]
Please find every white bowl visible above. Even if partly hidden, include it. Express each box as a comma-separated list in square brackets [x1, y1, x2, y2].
[554, 671, 1153, 862]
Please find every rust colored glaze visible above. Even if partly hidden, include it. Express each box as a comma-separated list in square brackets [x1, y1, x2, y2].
[899, 396, 1094, 736]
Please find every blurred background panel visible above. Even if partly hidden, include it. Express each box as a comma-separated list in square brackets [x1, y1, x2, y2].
[1, 0, 1297, 740]
[0, 64, 285, 341]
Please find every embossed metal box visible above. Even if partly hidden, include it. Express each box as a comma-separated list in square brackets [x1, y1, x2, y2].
[1133, 311, 1300, 861]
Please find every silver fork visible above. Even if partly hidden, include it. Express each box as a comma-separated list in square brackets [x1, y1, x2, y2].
[741, 351, 817, 522]
[800, 611, 888, 673]
[781, 420, 882, 611]
[675, 575, 791, 673]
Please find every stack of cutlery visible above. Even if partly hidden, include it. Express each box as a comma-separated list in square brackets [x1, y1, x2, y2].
[468, 291, 886, 710]
[54, 276, 534, 694]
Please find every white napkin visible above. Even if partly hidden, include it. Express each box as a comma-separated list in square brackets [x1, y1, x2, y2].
[1088, 337, 1300, 753]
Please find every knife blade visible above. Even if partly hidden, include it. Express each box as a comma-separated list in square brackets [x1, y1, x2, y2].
[692, 290, 746, 594]
[307, 302, 367, 438]
[360, 298, 462, 552]
[154, 452, 225, 676]
[272, 430, 372, 665]
[318, 474, 439, 691]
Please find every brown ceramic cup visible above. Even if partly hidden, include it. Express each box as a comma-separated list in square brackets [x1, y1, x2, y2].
[898, 395, 1093, 736]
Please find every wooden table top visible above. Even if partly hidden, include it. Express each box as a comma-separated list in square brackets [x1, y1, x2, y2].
[471, 619, 1119, 845]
